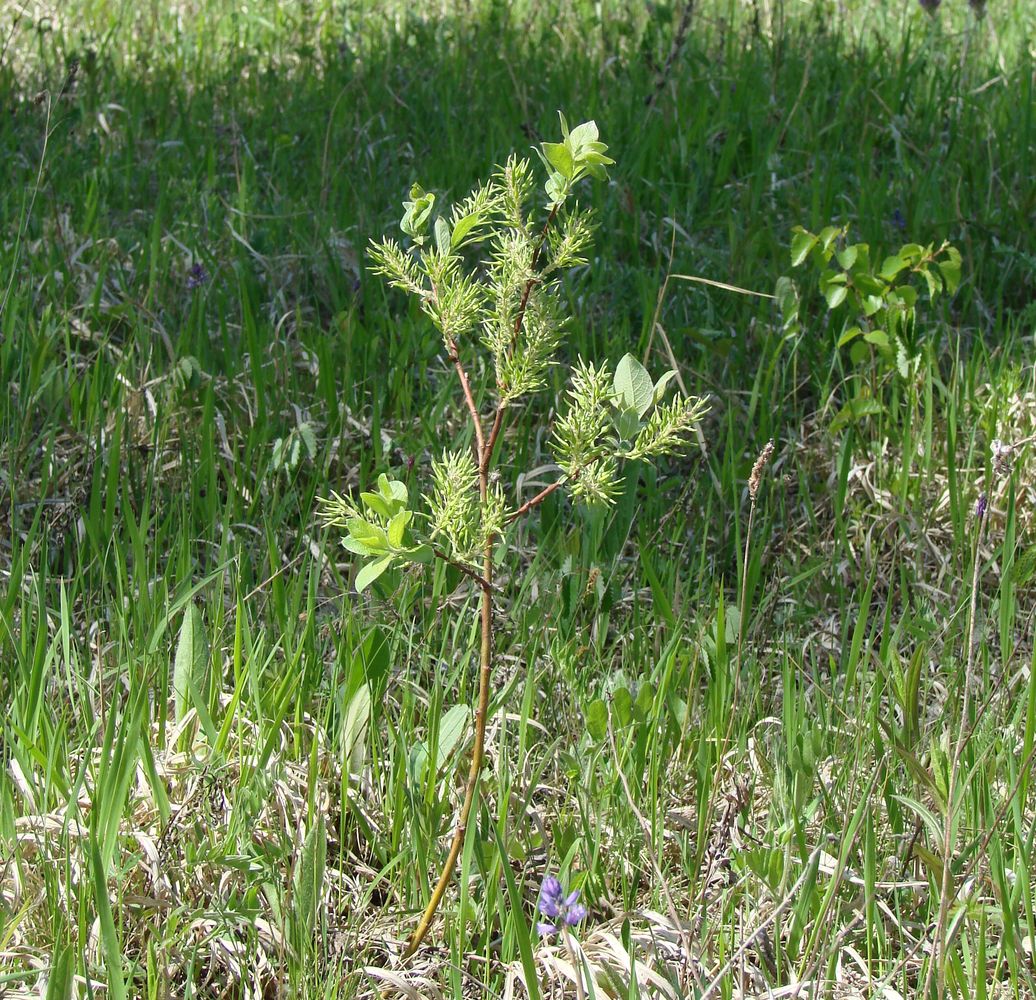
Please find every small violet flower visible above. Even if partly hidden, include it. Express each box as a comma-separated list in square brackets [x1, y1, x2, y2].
[186, 261, 210, 290]
[537, 875, 587, 937]
[976, 493, 988, 521]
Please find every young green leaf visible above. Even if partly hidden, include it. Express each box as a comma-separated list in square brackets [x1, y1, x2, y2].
[585, 699, 608, 742]
[388, 510, 411, 548]
[360, 491, 392, 518]
[652, 369, 678, 405]
[837, 325, 863, 347]
[541, 141, 575, 180]
[378, 474, 408, 507]
[938, 246, 962, 293]
[836, 245, 859, 270]
[347, 518, 389, 553]
[355, 555, 394, 593]
[818, 225, 844, 252]
[821, 277, 848, 309]
[879, 254, 909, 281]
[450, 213, 480, 248]
[790, 228, 818, 267]
[613, 353, 654, 418]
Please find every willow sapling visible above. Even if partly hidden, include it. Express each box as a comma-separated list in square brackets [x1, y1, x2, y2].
[319, 114, 709, 955]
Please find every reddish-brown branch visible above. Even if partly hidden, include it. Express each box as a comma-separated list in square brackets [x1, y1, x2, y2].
[446, 336, 485, 458]
[505, 478, 567, 523]
[431, 548, 497, 592]
[482, 405, 507, 474]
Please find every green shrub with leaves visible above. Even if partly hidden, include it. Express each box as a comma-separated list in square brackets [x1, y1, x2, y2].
[318, 114, 708, 954]
[779, 225, 961, 432]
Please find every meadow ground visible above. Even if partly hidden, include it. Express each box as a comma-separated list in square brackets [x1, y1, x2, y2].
[2, 0, 1036, 996]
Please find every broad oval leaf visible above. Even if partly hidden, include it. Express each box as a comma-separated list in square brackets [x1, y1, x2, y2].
[836, 245, 858, 270]
[836, 325, 863, 347]
[568, 120, 600, 149]
[938, 247, 962, 293]
[387, 510, 411, 548]
[818, 225, 843, 252]
[378, 474, 408, 507]
[612, 406, 641, 442]
[355, 555, 393, 593]
[347, 518, 388, 551]
[822, 283, 848, 309]
[585, 699, 608, 742]
[342, 536, 380, 556]
[541, 141, 574, 180]
[613, 353, 655, 418]
[879, 254, 909, 281]
[359, 491, 391, 518]
[790, 229, 818, 267]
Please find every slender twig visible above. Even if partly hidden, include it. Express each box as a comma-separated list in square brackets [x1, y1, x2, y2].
[505, 479, 567, 524]
[432, 548, 497, 592]
[446, 337, 486, 459]
[483, 403, 507, 473]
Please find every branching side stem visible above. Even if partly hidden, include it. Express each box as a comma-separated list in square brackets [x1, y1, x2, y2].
[505, 478, 567, 523]
[446, 335, 485, 459]
[431, 548, 497, 592]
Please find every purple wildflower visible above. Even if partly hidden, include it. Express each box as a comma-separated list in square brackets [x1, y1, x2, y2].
[918, 0, 940, 10]
[976, 493, 988, 521]
[186, 262, 210, 290]
[891, 208, 906, 231]
[537, 875, 587, 936]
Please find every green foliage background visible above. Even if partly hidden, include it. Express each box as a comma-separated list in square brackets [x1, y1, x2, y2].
[2, 1, 1036, 996]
